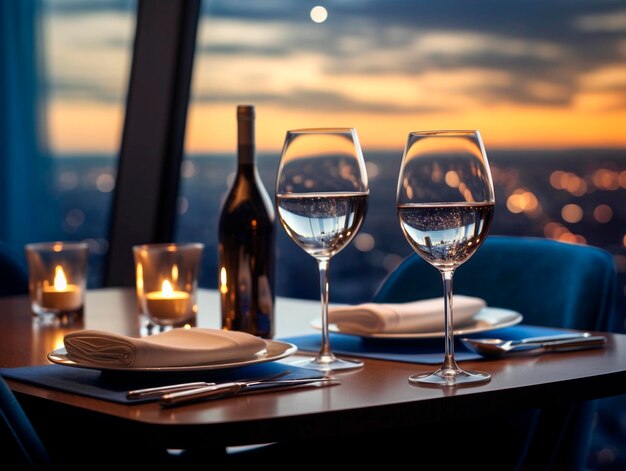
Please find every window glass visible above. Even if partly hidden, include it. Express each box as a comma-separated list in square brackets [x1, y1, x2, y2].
[180, 1, 626, 313]
[41, 0, 136, 286]
[179, 5, 626, 465]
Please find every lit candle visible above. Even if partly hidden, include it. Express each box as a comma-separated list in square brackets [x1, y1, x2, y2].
[145, 279, 191, 321]
[41, 265, 83, 311]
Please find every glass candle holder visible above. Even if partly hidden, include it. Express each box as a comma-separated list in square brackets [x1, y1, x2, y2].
[133, 243, 204, 329]
[25, 241, 89, 323]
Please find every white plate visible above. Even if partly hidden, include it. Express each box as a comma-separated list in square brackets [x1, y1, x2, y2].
[310, 307, 522, 339]
[47, 339, 298, 372]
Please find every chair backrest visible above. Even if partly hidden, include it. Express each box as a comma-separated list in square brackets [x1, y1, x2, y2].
[0, 241, 29, 296]
[0, 375, 54, 469]
[374, 235, 618, 332]
[372, 235, 619, 470]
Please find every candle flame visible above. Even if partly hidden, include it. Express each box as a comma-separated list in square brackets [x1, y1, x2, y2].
[161, 279, 174, 297]
[54, 266, 68, 290]
[136, 262, 144, 291]
[220, 267, 228, 294]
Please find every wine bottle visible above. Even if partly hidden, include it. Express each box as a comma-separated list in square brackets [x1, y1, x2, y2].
[218, 105, 276, 338]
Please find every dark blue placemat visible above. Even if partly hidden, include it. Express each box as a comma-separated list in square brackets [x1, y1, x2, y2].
[0, 361, 324, 404]
[280, 325, 574, 364]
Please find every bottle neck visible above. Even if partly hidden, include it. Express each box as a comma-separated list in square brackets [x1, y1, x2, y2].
[238, 143, 255, 165]
[237, 105, 255, 165]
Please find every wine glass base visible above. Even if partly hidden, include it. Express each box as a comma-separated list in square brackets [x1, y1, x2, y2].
[409, 367, 490, 387]
[287, 355, 364, 372]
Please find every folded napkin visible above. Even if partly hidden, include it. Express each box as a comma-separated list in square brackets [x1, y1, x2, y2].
[328, 295, 486, 334]
[63, 328, 268, 368]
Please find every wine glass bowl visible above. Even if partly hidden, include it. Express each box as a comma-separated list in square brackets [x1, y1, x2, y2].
[276, 128, 368, 371]
[397, 130, 495, 386]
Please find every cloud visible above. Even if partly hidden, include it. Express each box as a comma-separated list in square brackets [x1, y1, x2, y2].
[575, 9, 626, 32]
[192, 1, 626, 110]
[43, 0, 134, 15]
[191, 87, 446, 114]
[47, 0, 626, 113]
[49, 78, 126, 102]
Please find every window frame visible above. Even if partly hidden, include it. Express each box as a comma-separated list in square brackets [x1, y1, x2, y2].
[104, 0, 201, 287]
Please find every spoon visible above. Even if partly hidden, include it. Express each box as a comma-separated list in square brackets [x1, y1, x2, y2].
[460, 332, 607, 358]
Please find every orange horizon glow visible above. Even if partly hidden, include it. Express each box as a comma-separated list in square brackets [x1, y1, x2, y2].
[49, 100, 626, 155]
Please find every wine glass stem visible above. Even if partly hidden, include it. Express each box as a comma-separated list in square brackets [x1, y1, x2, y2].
[317, 257, 335, 361]
[441, 269, 458, 370]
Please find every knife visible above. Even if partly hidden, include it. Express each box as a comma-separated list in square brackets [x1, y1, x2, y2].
[159, 377, 339, 407]
[126, 370, 290, 400]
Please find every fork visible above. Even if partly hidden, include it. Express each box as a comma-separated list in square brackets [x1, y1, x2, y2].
[127, 381, 217, 399]
[126, 370, 290, 399]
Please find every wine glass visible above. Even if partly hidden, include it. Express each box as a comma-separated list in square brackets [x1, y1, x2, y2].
[396, 130, 495, 386]
[276, 128, 369, 371]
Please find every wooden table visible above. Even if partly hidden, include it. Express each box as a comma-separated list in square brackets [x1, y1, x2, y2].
[3, 288, 626, 462]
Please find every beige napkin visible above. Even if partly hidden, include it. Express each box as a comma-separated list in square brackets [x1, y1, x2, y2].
[328, 295, 486, 334]
[63, 328, 268, 368]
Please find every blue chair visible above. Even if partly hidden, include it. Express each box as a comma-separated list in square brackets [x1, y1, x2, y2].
[373, 235, 619, 470]
[0, 241, 28, 296]
[0, 242, 51, 468]
[0, 375, 54, 470]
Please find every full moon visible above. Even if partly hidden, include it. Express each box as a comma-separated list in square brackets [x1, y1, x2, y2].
[310, 6, 328, 23]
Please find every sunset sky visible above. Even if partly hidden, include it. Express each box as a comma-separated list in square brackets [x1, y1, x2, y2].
[44, 0, 626, 155]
